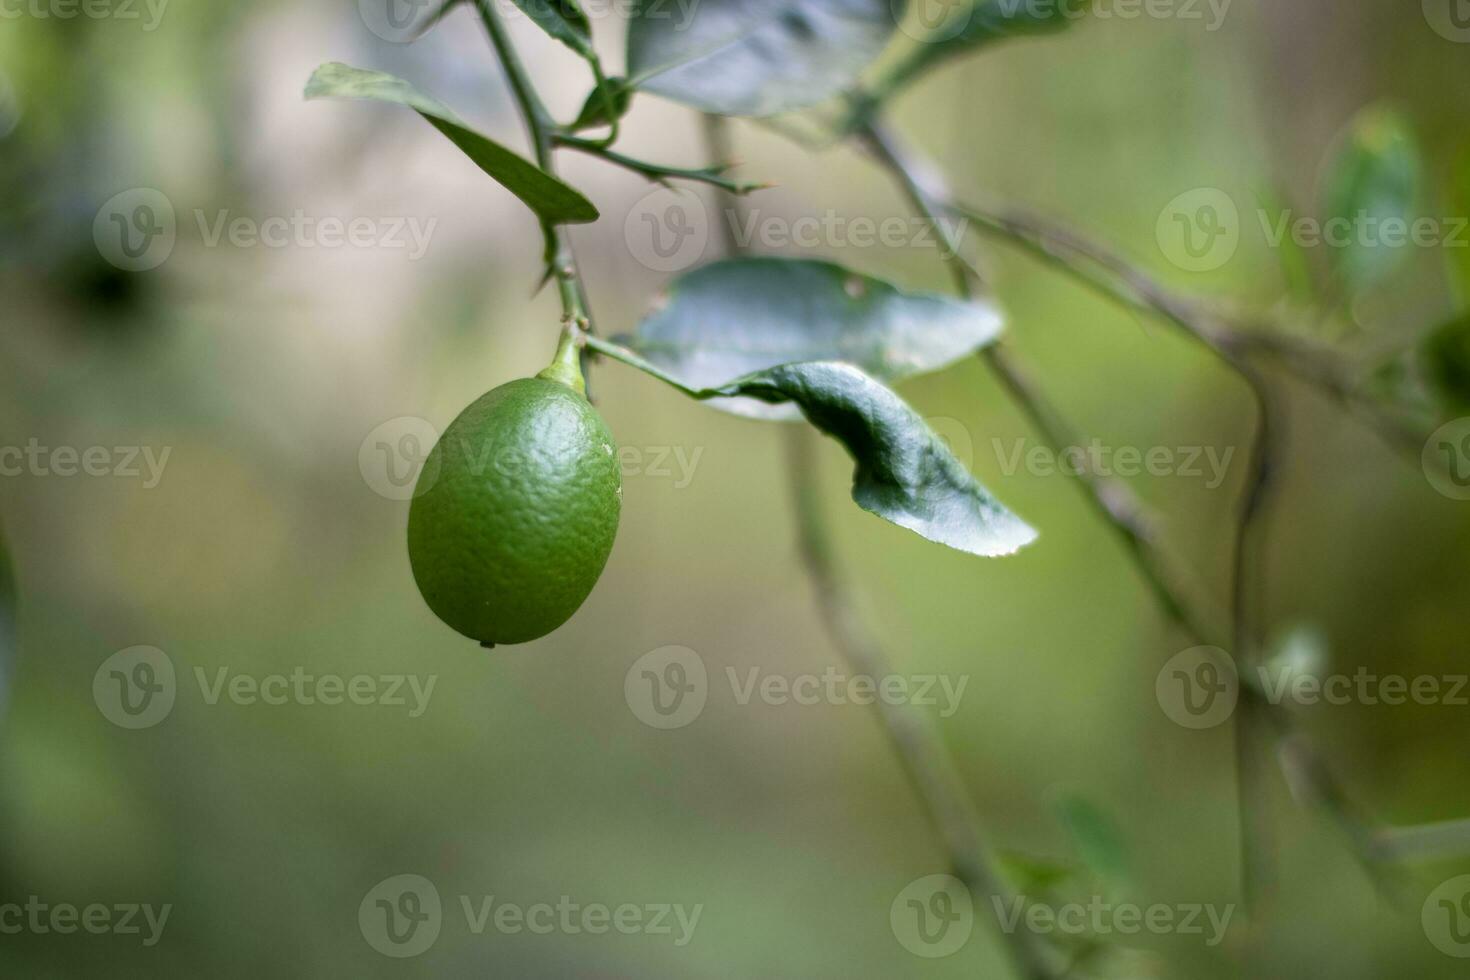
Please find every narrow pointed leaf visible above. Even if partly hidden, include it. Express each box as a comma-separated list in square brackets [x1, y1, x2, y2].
[627, 0, 901, 117]
[595, 345, 1036, 556]
[305, 63, 598, 225]
[621, 258, 1004, 420]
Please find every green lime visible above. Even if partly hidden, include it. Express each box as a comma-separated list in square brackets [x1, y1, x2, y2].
[407, 372, 621, 646]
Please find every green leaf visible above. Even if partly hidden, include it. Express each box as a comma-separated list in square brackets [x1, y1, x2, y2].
[621, 258, 1004, 420]
[1423, 313, 1470, 412]
[569, 76, 633, 132]
[877, 0, 1083, 99]
[626, 0, 902, 117]
[591, 342, 1037, 557]
[1321, 105, 1422, 299]
[504, 0, 595, 58]
[304, 63, 598, 225]
[1053, 794, 1130, 886]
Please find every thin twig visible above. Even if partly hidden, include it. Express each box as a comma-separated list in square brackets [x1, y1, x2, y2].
[476, 0, 598, 384]
[851, 116, 1403, 914]
[704, 113, 1060, 980]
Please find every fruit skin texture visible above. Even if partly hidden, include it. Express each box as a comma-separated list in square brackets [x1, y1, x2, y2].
[407, 377, 621, 645]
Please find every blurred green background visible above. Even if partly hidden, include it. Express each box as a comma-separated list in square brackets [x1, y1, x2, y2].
[3, 1, 1470, 976]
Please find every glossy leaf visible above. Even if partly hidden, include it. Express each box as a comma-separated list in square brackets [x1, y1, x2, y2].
[878, 0, 1082, 98]
[506, 0, 594, 58]
[1321, 105, 1421, 298]
[305, 63, 598, 225]
[594, 345, 1037, 557]
[622, 258, 1004, 420]
[626, 0, 901, 117]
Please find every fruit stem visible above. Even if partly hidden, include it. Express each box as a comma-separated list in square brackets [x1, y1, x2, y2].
[537, 326, 587, 396]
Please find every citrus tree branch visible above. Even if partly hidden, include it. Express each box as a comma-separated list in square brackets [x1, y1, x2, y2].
[698, 114, 1059, 980]
[475, 0, 596, 371]
[852, 116, 1397, 907]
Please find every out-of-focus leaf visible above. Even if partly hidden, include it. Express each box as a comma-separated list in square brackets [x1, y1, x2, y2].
[0, 524, 15, 716]
[594, 347, 1037, 556]
[626, 0, 901, 117]
[877, 0, 1084, 99]
[1321, 105, 1422, 299]
[1423, 313, 1470, 412]
[1053, 794, 1130, 886]
[997, 850, 1077, 895]
[569, 76, 633, 132]
[1444, 146, 1470, 309]
[504, 0, 595, 58]
[622, 258, 1003, 420]
[304, 63, 598, 225]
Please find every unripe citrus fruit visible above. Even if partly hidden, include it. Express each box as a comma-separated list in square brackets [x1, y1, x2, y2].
[407, 356, 621, 646]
